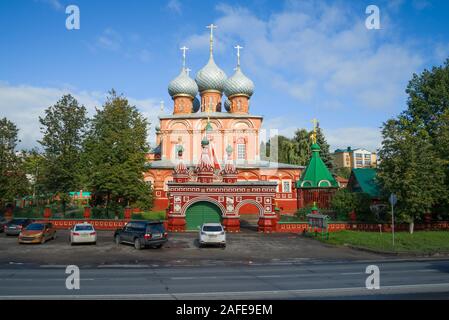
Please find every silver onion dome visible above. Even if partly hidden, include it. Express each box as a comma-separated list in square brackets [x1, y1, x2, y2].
[195, 57, 227, 92]
[223, 98, 231, 112]
[168, 68, 199, 98]
[224, 67, 254, 98]
[192, 96, 200, 113]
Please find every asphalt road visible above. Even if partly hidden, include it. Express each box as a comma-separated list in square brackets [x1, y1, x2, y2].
[0, 230, 383, 266]
[1, 259, 449, 299]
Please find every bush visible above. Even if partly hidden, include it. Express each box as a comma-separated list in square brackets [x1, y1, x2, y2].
[91, 206, 124, 219]
[295, 205, 335, 220]
[330, 189, 374, 222]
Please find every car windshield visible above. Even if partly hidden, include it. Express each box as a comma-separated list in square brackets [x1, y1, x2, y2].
[26, 223, 44, 231]
[10, 219, 26, 225]
[203, 225, 223, 232]
[147, 224, 164, 233]
[75, 225, 93, 231]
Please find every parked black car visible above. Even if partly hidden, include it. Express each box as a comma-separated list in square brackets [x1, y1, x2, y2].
[0, 216, 7, 233]
[114, 221, 168, 250]
[4, 218, 33, 236]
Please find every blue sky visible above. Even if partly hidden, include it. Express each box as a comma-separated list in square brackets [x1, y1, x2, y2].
[1, 0, 449, 152]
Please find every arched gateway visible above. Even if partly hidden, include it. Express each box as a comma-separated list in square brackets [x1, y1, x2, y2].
[166, 134, 278, 232]
[185, 201, 222, 231]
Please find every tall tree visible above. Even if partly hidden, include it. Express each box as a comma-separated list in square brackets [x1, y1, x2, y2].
[292, 129, 310, 166]
[377, 118, 445, 233]
[263, 125, 333, 169]
[38, 94, 88, 212]
[22, 149, 46, 205]
[0, 118, 30, 206]
[82, 90, 153, 216]
[402, 58, 449, 211]
[315, 125, 333, 170]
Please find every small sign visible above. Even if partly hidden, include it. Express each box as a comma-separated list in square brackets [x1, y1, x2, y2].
[389, 193, 397, 207]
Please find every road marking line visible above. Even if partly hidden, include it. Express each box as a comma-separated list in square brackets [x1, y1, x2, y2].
[1, 282, 449, 299]
[341, 272, 362, 275]
[97, 265, 149, 268]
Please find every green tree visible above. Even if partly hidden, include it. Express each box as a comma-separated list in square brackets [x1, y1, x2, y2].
[377, 58, 449, 232]
[377, 118, 445, 233]
[334, 167, 352, 179]
[22, 149, 46, 205]
[38, 94, 88, 213]
[82, 90, 153, 216]
[330, 188, 372, 221]
[0, 118, 30, 206]
[262, 124, 332, 168]
[403, 58, 449, 211]
[292, 128, 310, 166]
[315, 125, 333, 170]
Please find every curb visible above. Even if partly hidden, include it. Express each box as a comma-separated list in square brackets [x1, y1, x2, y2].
[344, 244, 449, 258]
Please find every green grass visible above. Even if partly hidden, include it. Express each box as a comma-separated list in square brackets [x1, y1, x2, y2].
[319, 230, 449, 254]
[131, 211, 166, 220]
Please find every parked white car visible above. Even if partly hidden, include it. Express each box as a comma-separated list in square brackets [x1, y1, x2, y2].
[199, 223, 226, 248]
[70, 222, 97, 245]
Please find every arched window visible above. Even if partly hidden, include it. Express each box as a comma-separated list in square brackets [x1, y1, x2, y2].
[163, 177, 173, 192]
[318, 180, 331, 187]
[301, 181, 313, 187]
[236, 138, 246, 160]
[144, 176, 155, 188]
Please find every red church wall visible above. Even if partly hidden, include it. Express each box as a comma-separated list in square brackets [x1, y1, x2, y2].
[146, 166, 303, 213]
[239, 202, 260, 214]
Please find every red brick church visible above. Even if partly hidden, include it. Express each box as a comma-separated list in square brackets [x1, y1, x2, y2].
[144, 24, 302, 217]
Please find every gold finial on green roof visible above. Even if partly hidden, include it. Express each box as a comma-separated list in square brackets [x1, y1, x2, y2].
[310, 118, 318, 144]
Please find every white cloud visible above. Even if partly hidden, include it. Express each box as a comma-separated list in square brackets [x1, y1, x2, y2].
[183, 2, 424, 112]
[261, 114, 382, 152]
[0, 82, 160, 150]
[35, 0, 63, 11]
[95, 28, 123, 51]
[167, 0, 182, 15]
[434, 43, 449, 63]
[412, 0, 431, 10]
[89, 29, 152, 63]
[324, 127, 382, 153]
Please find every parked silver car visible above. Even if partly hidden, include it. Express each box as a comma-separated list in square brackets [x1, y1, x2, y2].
[198, 223, 226, 248]
[4, 218, 33, 236]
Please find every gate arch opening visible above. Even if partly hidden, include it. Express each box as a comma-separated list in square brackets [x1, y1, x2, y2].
[184, 201, 223, 231]
[236, 200, 264, 231]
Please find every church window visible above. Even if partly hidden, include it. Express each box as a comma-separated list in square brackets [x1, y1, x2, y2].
[237, 99, 242, 111]
[237, 143, 246, 160]
[174, 144, 183, 159]
[318, 180, 331, 187]
[282, 180, 291, 193]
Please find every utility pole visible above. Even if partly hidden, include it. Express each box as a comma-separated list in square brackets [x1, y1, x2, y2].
[389, 193, 397, 247]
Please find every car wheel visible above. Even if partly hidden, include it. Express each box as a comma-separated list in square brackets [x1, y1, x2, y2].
[134, 238, 142, 250]
[40, 237, 46, 244]
[115, 235, 121, 245]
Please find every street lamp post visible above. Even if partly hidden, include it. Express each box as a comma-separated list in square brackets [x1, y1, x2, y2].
[389, 193, 397, 248]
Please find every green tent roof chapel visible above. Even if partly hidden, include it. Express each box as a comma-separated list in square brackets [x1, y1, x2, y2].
[296, 119, 338, 189]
